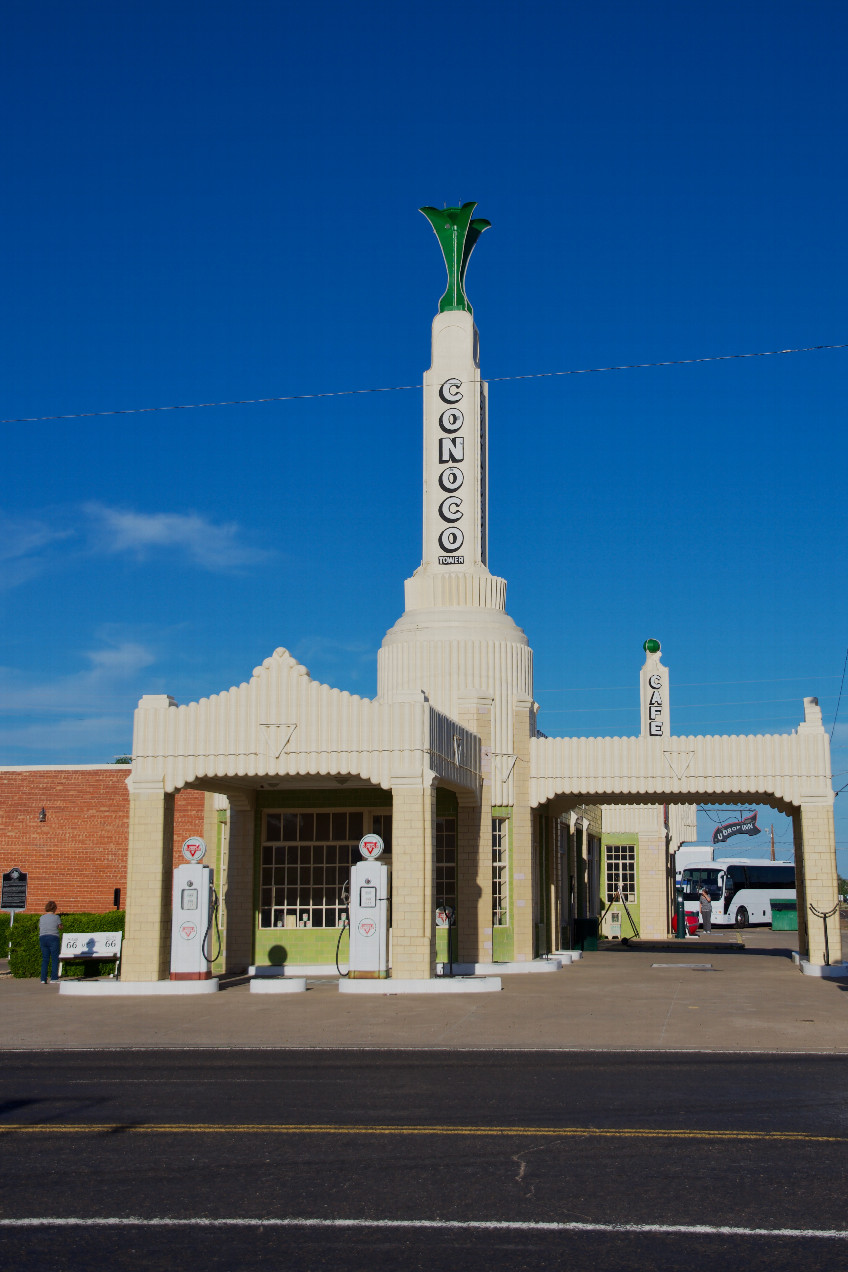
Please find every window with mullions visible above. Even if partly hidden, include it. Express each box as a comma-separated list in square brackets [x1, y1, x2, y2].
[260, 809, 373, 930]
[605, 844, 636, 904]
[492, 817, 508, 926]
[435, 816, 456, 909]
[371, 814, 393, 854]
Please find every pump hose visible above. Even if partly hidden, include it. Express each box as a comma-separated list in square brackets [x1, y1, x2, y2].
[335, 921, 350, 978]
[201, 888, 222, 965]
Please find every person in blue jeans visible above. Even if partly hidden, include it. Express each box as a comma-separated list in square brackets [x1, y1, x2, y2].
[39, 900, 62, 984]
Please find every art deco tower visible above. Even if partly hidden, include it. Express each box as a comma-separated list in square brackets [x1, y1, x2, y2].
[378, 204, 533, 805]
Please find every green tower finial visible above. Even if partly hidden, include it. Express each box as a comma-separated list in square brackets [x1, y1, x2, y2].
[643, 638, 661, 654]
[419, 202, 491, 314]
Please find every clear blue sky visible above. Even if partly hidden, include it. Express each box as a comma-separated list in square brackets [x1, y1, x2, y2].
[2, 1, 846, 867]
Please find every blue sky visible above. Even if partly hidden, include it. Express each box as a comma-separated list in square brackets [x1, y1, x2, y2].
[2, 1, 847, 867]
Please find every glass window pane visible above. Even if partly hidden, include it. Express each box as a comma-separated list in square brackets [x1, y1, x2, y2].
[315, 812, 331, 840]
[282, 813, 298, 842]
[298, 813, 314, 842]
[265, 813, 282, 841]
[348, 811, 363, 840]
[332, 812, 347, 841]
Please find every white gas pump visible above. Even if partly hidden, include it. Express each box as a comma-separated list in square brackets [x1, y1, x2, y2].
[347, 834, 390, 979]
[170, 863, 218, 980]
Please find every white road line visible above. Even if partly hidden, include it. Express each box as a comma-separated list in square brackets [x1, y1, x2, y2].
[0, 1218, 846, 1239]
[3, 1046, 847, 1056]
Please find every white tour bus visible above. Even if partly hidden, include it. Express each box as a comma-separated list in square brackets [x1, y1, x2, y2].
[679, 858, 795, 929]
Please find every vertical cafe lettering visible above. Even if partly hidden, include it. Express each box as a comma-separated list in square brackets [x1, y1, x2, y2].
[648, 673, 664, 736]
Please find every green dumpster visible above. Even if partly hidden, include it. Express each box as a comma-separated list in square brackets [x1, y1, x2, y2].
[771, 899, 797, 931]
[574, 917, 599, 952]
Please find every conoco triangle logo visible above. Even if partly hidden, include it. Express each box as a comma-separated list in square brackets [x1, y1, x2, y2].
[359, 834, 383, 859]
[182, 837, 207, 862]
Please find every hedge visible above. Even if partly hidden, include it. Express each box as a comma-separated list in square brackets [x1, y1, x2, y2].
[9, 911, 125, 979]
[0, 912, 9, 960]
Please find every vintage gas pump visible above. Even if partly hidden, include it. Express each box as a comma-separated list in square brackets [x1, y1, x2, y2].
[170, 837, 220, 980]
[347, 833, 390, 979]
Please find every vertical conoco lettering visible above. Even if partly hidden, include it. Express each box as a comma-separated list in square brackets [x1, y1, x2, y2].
[439, 436, 464, 463]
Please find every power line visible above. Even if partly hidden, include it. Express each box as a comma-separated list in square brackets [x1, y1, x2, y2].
[4, 341, 847, 425]
[552, 717, 811, 729]
[830, 647, 848, 742]
[542, 697, 819, 714]
[538, 675, 842, 693]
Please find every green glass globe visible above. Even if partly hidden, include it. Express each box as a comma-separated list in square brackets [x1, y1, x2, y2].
[643, 638, 661, 654]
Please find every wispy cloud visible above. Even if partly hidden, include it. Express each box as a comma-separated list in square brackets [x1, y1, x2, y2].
[0, 640, 155, 716]
[83, 503, 272, 570]
[0, 502, 271, 589]
[0, 512, 75, 590]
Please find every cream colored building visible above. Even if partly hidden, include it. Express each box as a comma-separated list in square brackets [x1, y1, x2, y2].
[122, 206, 841, 981]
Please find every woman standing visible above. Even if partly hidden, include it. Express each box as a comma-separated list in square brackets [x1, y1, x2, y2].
[699, 886, 712, 935]
[39, 900, 62, 984]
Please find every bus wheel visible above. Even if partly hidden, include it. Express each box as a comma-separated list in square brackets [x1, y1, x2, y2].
[735, 907, 749, 929]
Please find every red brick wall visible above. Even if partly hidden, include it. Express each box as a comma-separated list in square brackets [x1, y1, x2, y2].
[0, 769, 207, 915]
[173, 789, 208, 871]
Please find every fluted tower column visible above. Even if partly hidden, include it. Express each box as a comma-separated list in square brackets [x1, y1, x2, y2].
[378, 205, 532, 807]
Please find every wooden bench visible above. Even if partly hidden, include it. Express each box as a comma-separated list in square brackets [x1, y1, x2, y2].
[58, 931, 122, 979]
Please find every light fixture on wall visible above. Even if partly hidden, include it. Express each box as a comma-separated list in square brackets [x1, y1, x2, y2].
[38, 807, 46, 822]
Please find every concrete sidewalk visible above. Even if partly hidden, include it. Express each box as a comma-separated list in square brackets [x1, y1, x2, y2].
[4, 929, 847, 1052]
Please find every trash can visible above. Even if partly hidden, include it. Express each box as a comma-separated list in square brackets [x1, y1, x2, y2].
[574, 917, 599, 952]
[771, 899, 797, 931]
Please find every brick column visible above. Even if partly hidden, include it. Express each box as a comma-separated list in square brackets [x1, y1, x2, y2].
[545, 814, 557, 953]
[637, 834, 667, 939]
[456, 693, 493, 963]
[123, 779, 175, 981]
[391, 774, 438, 979]
[795, 799, 842, 965]
[512, 697, 534, 961]
[221, 790, 256, 973]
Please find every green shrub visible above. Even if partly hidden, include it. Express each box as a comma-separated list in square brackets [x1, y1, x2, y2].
[0, 912, 10, 959]
[10, 911, 125, 978]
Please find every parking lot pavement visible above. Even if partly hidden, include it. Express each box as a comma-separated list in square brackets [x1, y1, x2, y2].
[3, 929, 847, 1052]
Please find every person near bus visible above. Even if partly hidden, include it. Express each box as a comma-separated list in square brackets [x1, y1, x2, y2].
[699, 886, 712, 934]
[39, 900, 62, 984]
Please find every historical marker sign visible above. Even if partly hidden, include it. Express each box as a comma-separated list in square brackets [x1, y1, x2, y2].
[2, 868, 28, 912]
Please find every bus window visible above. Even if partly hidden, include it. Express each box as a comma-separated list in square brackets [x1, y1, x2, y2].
[726, 865, 747, 891]
[681, 868, 722, 901]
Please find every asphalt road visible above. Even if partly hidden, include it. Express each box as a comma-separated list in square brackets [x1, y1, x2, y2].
[1, 1049, 847, 1270]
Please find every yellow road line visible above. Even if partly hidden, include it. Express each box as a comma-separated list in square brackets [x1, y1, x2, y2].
[0, 1124, 843, 1142]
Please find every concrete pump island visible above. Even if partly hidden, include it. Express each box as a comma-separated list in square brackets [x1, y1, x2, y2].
[57, 202, 841, 996]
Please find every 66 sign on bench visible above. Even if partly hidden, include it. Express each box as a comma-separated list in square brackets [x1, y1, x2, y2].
[58, 931, 122, 978]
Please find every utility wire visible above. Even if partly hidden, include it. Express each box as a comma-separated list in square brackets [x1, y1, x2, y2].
[830, 647, 848, 742]
[542, 696, 820, 714]
[538, 675, 842, 693]
[3, 341, 847, 425]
